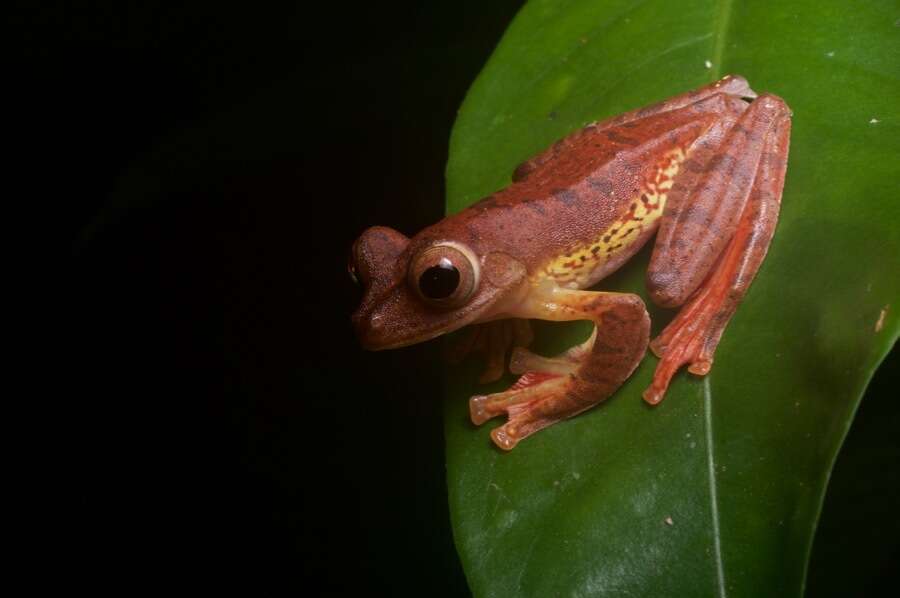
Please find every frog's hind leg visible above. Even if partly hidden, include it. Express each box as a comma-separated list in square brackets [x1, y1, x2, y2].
[513, 74, 756, 182]
[469, 331, 593, 423]
[643, 94, 792, 404]
[469, 290, 649, 450]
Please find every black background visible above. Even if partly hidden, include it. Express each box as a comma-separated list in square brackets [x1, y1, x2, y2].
[19, 0, 896, 594]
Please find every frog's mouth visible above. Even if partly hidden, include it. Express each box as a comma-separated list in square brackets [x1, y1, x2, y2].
[352, 284, 497, 351]
[357, 320, 454, 351]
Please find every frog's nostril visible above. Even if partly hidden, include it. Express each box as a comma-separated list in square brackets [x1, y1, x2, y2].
[351, 305, 383, 350]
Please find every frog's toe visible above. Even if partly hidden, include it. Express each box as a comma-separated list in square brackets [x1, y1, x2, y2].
[469, 394, 493, 425]
[468, 372, 568, 424]
[478, 351, 507, 384]
[468, 371, 575, 449]
[644, 325, 716, 405]
[490, 424, 520, 451]
[687, 359, 712, 376]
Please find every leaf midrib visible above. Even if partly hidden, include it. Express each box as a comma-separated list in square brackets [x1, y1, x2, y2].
[710, 0, 734, 80]
[706, 0, 735, 594]
[704, 376, 726, 598]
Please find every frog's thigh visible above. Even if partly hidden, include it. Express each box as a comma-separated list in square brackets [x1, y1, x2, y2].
[643, 95, 791, 404]
[472, 288, 650, 450]
[513, 74, 756, 183]
[647, 94, 789, 308]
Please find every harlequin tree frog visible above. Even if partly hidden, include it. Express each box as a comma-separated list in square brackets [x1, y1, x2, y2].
[350, 75, 791, 450]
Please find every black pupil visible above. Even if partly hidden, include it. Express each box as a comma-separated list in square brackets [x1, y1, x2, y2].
[419, 258, 460, 299]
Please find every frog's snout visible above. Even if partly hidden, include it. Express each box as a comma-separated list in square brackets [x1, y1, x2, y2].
[352, 307, 398, 351]
[349, 226, 411, 350]
[351, 294, 434, 351]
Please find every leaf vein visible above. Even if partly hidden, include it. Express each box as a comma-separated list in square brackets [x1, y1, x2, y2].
[710, 0, 734, 79]
[705, 376, 727, 598]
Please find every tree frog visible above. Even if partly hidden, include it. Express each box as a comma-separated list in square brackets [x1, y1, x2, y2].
[350, 75, 791, 450]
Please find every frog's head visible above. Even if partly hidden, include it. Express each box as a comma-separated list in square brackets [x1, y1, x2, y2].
[350, 225, 528, 350]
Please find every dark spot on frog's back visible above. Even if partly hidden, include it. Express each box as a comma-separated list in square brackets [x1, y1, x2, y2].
[588, 177, 614, 196]
[604, 129, 640, 146]
[680, 204, 710, 226]
[705, 153, 738, 174]
[553, 189, 579, 206]
[512, 164, 534, 182]
[474, 194, 502, 209]
[684, 159, 705, 174]
[525, 201, 546, 216]
[623, 161, 642, 175]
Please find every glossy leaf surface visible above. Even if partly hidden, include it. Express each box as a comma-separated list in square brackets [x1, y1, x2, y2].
[444, 1, 899, 596]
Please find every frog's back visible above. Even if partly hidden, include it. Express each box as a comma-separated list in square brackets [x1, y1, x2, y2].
[451, 108, 712, 288]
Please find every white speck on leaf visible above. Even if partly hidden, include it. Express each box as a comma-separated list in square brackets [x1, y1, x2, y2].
[704, 60, 713, 69]
[870, 118, 880, 124]
[825, 50, 835, 57]
[498, 510, 519, 530]
[875, 306, 888, 332]
[664, 516, 674, 526]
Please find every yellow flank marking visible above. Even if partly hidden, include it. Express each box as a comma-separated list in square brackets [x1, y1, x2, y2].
[538, 148, 686, 288]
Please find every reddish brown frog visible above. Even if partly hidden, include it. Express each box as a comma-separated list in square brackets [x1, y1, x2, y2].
[350, 75, 791, 450]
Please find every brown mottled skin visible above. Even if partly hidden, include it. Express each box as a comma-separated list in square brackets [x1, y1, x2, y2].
[351, 75, 791, 450]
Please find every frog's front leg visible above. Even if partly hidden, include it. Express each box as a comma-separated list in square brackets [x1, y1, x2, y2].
[643, 94, 792, 403]
[446, 319, 534, 383]
[469, 286, 650, 450]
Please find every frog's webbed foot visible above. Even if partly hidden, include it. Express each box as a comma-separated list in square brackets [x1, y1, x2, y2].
[469, 371, 573, 450]
[643, 94, 791, 404]
[470, 291, 649, 450]
[446, 319, 533, 384]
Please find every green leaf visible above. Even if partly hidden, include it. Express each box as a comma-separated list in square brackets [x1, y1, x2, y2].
[443, 1, 900, 596]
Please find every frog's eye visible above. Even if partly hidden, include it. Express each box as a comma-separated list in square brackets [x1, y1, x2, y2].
[409, 242, 479, 308]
